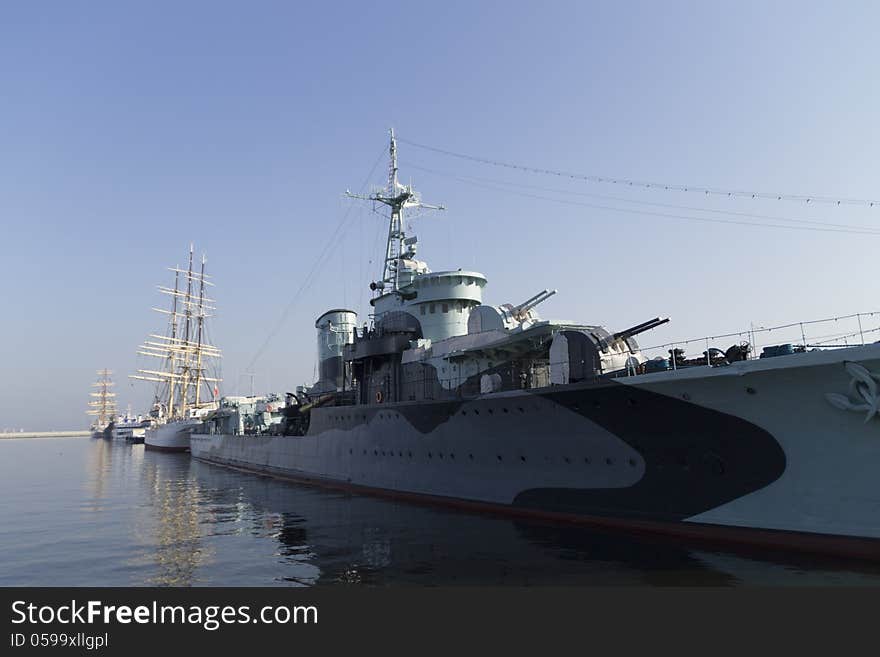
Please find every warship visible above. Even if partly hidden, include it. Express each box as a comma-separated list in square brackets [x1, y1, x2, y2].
[132, 246, 222, 452]
[86, 369, 117, 439]
[191, 132, 880, 559]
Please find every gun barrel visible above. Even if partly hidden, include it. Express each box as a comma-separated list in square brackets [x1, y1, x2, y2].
[516, 289, 557, 315]
[613, 317, 670, 342]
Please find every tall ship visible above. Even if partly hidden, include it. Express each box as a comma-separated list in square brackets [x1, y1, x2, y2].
[191, 132, 880, 560]
[132, 246, 222, 452]
[86, 369, 117, 439]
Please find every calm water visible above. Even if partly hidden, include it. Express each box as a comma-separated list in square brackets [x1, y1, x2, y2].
[1, 436, 879, 587]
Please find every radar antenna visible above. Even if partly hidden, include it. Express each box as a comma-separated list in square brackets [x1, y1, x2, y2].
[346, 129, 445, 294]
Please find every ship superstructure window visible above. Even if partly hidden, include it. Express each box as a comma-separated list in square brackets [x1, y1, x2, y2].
[430, 304, 436, 314]
[420, 305, 426, 315]
[442, 303, 449, 313]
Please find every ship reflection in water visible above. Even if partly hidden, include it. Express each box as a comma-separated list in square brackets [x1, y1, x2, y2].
[1, 436, 880, 586]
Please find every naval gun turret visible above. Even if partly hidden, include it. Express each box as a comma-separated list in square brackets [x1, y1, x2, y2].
[549, 316, 669, 384]
[467, 289, 557, 333]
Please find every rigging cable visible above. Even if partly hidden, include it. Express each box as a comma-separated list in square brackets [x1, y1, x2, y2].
[398, 137, 880, 208]
[406, 165, 880, 236]
[405, 162, 880, 234]
[244, 145, 387, 372]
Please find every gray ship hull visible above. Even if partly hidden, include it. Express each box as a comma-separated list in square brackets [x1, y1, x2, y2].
[190, 343, 880, 559]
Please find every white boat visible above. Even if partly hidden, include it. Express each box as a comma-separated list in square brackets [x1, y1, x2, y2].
[144, 415, 204, 452]
[129, 245, 222, 453]
[110, 409, 150, 443]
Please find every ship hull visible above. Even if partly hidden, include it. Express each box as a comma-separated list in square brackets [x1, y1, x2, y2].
[112, 425, 147, 442]
[145, 420, 197, 452]
[190, 344, 880, 558]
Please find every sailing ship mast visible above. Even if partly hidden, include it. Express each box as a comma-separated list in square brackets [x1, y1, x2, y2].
[130, 246, 222, 421]
[86, 369, 117, 430]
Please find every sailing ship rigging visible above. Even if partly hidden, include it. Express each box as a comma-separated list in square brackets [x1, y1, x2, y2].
[130, 245, 222, 450]
[86, 369, 117, 437]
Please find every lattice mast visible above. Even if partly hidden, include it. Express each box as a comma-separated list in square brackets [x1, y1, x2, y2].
[346, 129, 445, 295]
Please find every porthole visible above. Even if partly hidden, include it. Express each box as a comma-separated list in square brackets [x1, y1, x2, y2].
[450, 453, 455, 460]
[584, 457, 592, 464]
[628, 458, 636, 467]
[517, 407, 525, 413]
[502, 408, 509, 414]
[462, 411, 467, 416]
[564, 457, 571, 464]
[606, 457, 613, 465]
[474, 410, 480, 415]
[428, 452, 433, 459]
[520, 455, 526, 462]
[374, 450, 378, 456]
[468, 454, 474, 460]
[438, 453, 444, 459]
[408, 451, 413, 458]
[349, 449, 353, 455]
[746, 387, 756, 395]
[496, 455, 503, 462]
[488, 408, 494, 415]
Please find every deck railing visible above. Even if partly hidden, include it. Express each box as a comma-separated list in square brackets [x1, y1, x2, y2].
[638, 311, 880, 369]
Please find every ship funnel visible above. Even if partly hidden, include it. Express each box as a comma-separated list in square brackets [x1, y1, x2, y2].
[314, 309, 358, 392]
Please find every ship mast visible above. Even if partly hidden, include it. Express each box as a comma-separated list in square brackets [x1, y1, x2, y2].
[194, 253, 206, 407]
[130, 246, 222, 419]
[347, 129, 445, 295]
[86, 369, 117, 429]
[180, 245, 194, 417]
[168, 267, 180, 418]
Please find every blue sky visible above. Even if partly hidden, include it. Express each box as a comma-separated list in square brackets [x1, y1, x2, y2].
[1, 1, 878, 429]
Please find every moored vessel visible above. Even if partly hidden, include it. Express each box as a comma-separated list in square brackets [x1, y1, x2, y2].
[110, 408, 150, 443]
[192, 132, 880, 560]
[86, 369, 117, 439]
[131, 245, 222, 453]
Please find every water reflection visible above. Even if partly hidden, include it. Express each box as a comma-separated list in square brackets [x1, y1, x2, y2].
[136, 451, 207, 586]
[183, 458, 880, 586]
[4, 437, 879, 586]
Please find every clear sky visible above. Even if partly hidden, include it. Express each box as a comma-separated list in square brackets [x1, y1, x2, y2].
[1, 1, 878, 429]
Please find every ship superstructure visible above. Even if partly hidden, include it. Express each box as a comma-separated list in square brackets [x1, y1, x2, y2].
[87, 369, 118, 438]
[191, 132, 880, 560]
[132, 245, 222, 451]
